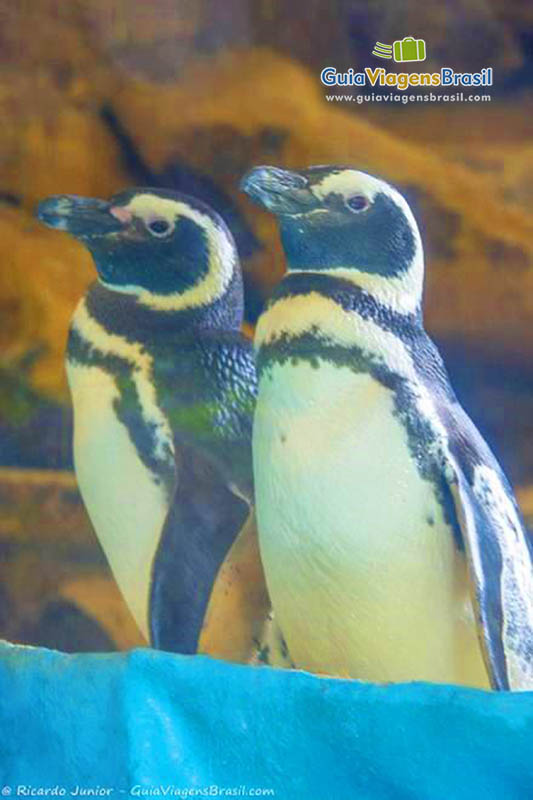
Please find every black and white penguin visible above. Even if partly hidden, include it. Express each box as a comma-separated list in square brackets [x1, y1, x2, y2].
[37, 188, 257, 654]
[241, 165, 533, 690]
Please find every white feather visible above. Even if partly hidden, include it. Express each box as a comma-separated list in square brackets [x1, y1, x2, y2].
[67, 362, 170, 639]
[254, 358, 489, 686]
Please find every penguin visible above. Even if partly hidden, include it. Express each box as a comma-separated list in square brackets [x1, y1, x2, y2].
[240, 165, 533, 690]
[36, 188, 258, 655]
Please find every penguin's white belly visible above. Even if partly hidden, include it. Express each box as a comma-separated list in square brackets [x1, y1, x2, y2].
[254, 360, 489, 687]
[67, 362, 170, 640]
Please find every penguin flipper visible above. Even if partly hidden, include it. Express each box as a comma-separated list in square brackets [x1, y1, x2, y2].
[198, 516, 293, 668]
[444, 420, 533, 690]
[149, 446, 249, 654]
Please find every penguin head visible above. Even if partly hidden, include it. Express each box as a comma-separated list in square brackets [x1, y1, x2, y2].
[36, 189, 239, 312]
[241, 166, 424, 311]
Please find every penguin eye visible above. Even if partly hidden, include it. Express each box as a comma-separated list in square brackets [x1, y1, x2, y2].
[347, 195, 369, 213]
[147, 218, 172, 237]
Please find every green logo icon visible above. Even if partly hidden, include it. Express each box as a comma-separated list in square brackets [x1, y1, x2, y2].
[373, 37, 427, 63]
[393, 37, 426, 62]
[372, 42, 393, 59]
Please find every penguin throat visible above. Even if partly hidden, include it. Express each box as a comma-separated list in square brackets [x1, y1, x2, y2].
[84, 270, 244, 343]
[285, 261, 424, 316]
[254, 269, 424, 358]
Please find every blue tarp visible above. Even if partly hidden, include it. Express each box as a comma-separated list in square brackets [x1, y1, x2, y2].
[0, 641, 533, 798]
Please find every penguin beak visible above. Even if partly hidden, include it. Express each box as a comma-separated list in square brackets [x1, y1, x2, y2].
[240, 166, 316, 215]
[36, 195, 125, 238]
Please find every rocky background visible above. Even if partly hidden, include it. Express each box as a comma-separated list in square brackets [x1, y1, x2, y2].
[1, 0, 533, 651]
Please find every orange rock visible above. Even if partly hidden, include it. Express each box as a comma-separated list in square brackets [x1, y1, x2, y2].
[0, 207, 94, 400]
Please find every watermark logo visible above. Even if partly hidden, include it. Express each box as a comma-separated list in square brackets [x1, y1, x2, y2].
[321, 34, 493, 103]
[373, 37, 426, 63]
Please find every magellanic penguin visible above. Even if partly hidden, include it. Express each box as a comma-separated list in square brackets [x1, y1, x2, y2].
[241, 165, 533, 690]
[37, 188, 260, 655]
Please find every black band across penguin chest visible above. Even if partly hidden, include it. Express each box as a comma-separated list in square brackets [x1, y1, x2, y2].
[256, 273, 462, 548]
